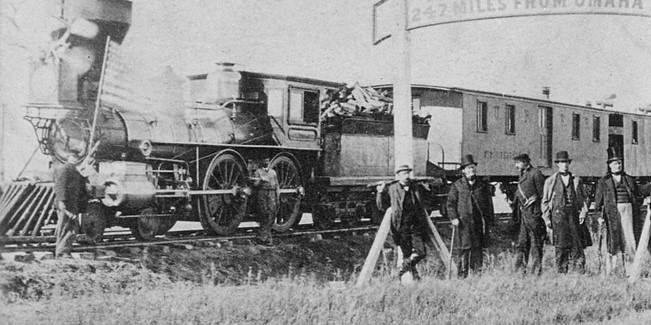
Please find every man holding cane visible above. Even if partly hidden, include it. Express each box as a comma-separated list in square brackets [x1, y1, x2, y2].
[446, 154, 494, 278]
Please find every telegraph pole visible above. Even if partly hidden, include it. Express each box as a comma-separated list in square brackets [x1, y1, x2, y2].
[0, 103, 4, 184]
[393, 0, 413, 171]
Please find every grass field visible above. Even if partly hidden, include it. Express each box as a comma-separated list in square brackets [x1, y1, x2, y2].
[2, 237, 651, 325]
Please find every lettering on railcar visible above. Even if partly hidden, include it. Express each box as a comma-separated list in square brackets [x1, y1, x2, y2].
[483, 150, 527, 159]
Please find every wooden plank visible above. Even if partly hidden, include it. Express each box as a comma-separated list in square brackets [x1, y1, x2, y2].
[425, 211, 457, 275]
[356, 207, 392, 287]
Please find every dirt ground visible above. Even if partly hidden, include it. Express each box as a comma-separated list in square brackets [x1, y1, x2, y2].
[0, 234, 387, 302]
[0, 219, 535, 303]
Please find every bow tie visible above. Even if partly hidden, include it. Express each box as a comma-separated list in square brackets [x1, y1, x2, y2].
[559, 172, 570, 176]
[612, 172, 622, 176]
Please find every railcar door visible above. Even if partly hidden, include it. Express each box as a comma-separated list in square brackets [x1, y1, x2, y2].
[539, 106, 553, 167]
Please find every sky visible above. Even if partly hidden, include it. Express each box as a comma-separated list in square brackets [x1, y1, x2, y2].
[2, 0, 651, 182]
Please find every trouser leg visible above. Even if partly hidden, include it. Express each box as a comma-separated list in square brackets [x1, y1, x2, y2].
[570, 246, 586, 274]
[515, 223, 530, 273]
[530, 227, 545, 276]
[469, 247, 484, 274]
[455, 249, 471, 278]
[617, 203, 636, 258]
[55, 214, 78, 257]
[555, 247, 569, 274]
[257, 191, 277, 243]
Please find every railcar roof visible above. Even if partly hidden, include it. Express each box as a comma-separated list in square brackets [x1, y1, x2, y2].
[187, 70, 345, 88]
[374, 83, 650, 117]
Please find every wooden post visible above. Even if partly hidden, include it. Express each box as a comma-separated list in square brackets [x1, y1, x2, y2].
[628, 203, 651, 283]
[356, 208, 393, 287]
[393, 0, 413, 171]
[425, 211, 457, 274]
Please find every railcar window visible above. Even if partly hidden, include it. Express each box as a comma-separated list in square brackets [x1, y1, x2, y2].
[572, 113, 580, 140]
[289, 88, 319, 125]
[632, 120, 639, 144]
[477, 101, 488, 133]
[505, 104, 515, 135]
[593, 116, 600, 142]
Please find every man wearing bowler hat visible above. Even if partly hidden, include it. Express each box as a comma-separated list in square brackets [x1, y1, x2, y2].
[447, 154, 494, 278]
[376, 164, 430, 280]
[594, 147, 643, 274]
[512, 153, 546, 275]
[542, 151, 591, 273]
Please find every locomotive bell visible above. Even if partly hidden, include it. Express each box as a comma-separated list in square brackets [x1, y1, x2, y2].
[203, 63, 242, 103]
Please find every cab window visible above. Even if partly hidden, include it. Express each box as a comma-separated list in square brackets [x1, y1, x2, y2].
[289, 87, 319, 125]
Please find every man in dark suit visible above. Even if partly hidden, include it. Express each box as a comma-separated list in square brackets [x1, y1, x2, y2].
[594, 147, 643, 274]
[513, 153, 546, 275]
[376, 164, 430, 280]
[447, 154, 494, 278]
[54, 150, 88, 258]
[541, 151, 591, 274]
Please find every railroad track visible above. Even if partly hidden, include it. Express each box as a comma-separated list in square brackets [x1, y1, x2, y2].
[0, 213, 515, 255]
[0, 224, 379, 254]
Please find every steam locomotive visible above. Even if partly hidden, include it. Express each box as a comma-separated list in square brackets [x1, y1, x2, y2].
[7, 0, 650, 243]
[17, 0, 437, 242]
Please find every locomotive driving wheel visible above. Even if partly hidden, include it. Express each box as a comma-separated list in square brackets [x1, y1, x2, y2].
[270, 155, 303, 232]
[200, 153, 248, 235]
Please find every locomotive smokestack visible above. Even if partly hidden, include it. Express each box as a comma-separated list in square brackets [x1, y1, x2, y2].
[542, 87, 550, 99]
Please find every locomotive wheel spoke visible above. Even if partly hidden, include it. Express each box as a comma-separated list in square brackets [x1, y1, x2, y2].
[200, 153, 247, 235]
[270, 155, 302, 233]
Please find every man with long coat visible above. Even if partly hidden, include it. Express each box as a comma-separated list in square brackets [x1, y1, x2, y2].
[54, 150, 88, 258]
[447, 154, 494, 278]
[594, 147, 643, 274]
[513, 153, 546, 275]
[542, 151, 591, 274]
[376, 164, 430, 280]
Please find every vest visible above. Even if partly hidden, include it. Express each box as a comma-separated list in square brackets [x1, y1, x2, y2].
[614, 179, 631, 203]
[552, 173, 576, 209]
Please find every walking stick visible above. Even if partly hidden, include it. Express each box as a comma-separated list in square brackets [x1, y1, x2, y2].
[447, 225, 456, 280]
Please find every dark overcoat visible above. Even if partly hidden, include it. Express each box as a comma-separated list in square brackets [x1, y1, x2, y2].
[54, 162, 88, 215]
[446, 177, 494, 250]
[376, 181, 429, 233]
[514, 166, 546, 231]
[594, 173, 641, 255]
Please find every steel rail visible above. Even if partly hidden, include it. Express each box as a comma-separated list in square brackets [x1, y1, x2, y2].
[0, 225, 378, 254]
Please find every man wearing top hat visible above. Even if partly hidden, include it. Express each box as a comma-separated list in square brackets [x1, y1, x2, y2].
[594, 147, 644, 274]
[376, 164, 430, 280]
[512, 153, 546, 275]
[446, 154, 494, 278]
[542, 151, 592, 273]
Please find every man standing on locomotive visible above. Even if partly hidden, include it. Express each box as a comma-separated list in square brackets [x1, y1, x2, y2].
[253, 158, 280, 246]
[53, 149, 88, 258]
[541, 151, 591, 274]
[376, 165, 430, 281]
[446, 154, 494, 278]
[512, 153, 546, 275]
[594, 147, 644, 275]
